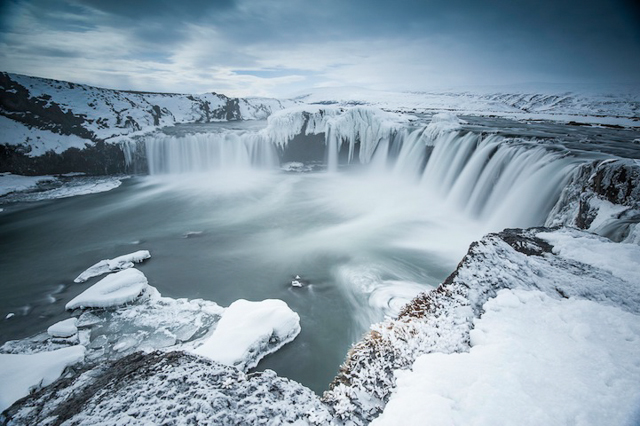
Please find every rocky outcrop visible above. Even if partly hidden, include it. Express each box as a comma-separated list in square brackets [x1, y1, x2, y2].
[1, 351, 331, 425]
[547, 159, 640, 242]
[321, 227, 640, 424]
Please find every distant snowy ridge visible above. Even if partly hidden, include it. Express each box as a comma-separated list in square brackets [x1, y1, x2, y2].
[292, 86, 640, 126]
[0, 72, 293, 158]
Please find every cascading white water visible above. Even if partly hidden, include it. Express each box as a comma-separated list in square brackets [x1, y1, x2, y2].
[129, 109, 587, 231]
[143, 131, 280, 174]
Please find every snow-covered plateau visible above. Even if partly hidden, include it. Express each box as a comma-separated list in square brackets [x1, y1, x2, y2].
[1, 73, 640, 425]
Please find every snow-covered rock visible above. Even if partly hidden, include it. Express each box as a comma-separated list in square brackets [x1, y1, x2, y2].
[191, 299, 301, 371]
[74, 250, 151, 283]
[1, 351, 331, 425]
[66, 268, 151, 310]
[47, 318, 78, 338]
[322, 227, 640, 424]
[0, 345, 85, 412]
[547, 158, 640, 243]
[373, 288, 640, 426]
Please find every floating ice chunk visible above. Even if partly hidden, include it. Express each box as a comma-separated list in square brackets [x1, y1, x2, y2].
[74, 250, 151, 283]
[0, 345, 85, 411]
[192, 299, 301, 371]
[66, 268, 150, 310]
[47, 318, 78, 338]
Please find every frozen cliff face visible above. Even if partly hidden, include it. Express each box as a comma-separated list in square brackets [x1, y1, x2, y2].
[322, 227, 640, 425]
[547, 159, 640, 243]
[1, 351, 331, 426]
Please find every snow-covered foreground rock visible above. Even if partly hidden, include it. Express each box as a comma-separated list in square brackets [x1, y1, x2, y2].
[0, 345, 85, 412]
[0, 255, 308, 414]
[191, 299, 300, 371]
[1, 351, 331, 425]
[373, 288, 640, 426]
[3, 227, 639, 425]
[322, 227, 640, 425]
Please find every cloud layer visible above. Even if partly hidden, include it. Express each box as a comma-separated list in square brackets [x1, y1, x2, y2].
[1, 0, 639, 97]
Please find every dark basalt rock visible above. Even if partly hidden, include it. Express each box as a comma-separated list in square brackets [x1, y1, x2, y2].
[0, 142, 127, 175]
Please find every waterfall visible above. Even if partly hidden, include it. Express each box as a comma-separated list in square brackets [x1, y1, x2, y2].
[121, 108, 609, 233]
[140, 131, 280, 174]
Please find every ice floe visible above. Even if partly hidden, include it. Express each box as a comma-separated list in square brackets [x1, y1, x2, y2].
[47, 318, 78, 338]
[0, 345, 85, 412]
[66, 268, 151, 310]
[74, 250, 151, 283]
[191, 299, 301, 371]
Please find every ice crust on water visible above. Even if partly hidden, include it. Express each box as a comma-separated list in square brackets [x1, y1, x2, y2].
[0, 345, 85, 412]
[66, 268, 151, 310]
[191, 299, 301, 371]
[47, 318, 78, 338]
[0, 172, 55, 196]
[373, 288, 640, 426]
[74, 250, 151, 283]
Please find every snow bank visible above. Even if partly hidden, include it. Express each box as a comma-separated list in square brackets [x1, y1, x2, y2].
[539, 229, 640, 284]
[191, 299, 301, 371]
[0, 345, 85, 411]
[74, 250, 151, 283]
[0, 172, 55, 196]
[373, 289, 640, 426]
[47, 318, 78, 338]
[66, 268, 150, 310]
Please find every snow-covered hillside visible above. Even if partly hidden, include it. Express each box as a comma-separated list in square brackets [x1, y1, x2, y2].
[291, 85, 640, 126]
[0, 72, 292, 157]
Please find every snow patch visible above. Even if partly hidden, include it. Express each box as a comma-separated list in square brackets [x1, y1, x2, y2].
[539, 229, 640, 284]
[0, 345, 85, 412]
[191, 299, 301, 371]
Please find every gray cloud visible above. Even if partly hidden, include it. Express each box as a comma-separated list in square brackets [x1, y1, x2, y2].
[0, 0, 638, 96]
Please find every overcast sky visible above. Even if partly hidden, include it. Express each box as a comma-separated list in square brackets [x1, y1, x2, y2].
[1, 0, 639, 97]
